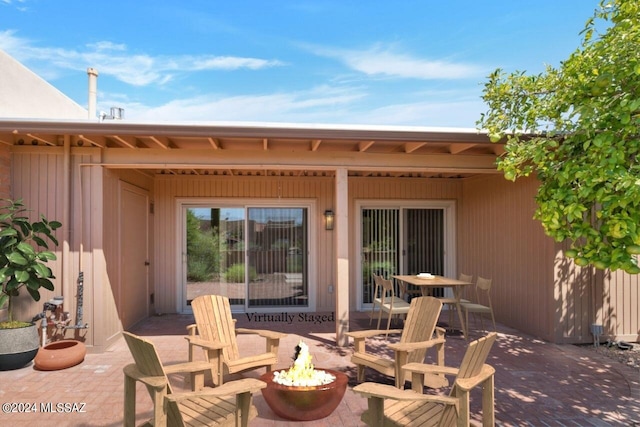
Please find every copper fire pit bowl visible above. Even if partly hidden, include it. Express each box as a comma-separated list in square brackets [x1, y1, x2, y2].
[260, 368, 349, 421]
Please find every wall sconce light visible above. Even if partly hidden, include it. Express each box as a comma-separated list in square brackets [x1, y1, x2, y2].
[324, 210, 335, 230]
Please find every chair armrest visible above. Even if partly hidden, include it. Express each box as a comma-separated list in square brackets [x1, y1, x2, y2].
[346, 329, 402, 339]
[388, 337, 445, 352]
[163, 361, 213, 376]
[184, 336, 229, 351]
[186, 324, 197, 335]
[402, 362, 459, 377]
[235, 328, 287, 340]
[353, 382, 458, 407]
[164, 378, 267, 404]
[455, 364, 495, 391]
[123, 364, 167, 388]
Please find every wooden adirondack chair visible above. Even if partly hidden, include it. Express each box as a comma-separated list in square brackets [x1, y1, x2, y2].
[186, 295, 287, 386]
[354, 332, 497, 427]
[122, 331, 266, 427]
[347, 296, 447, 389]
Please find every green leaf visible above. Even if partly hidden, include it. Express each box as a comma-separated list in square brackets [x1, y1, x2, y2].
[16, 242, 35, 256]
[37, 251, 57, 261]
[40, 279, 54, 291]
[14, 270, 29, 282]
[26, 287, 40, 301]
[6, 252, 27, 265]
[32, 263, 51, 278]
[0, 228, 17, 238]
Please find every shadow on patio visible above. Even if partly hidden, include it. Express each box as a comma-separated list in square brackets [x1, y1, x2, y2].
[0, 310, 638, 426]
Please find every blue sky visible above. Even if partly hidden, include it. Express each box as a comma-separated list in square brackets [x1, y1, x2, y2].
[1, 0, 599, 128]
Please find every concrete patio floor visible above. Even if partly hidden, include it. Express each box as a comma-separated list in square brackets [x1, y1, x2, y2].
[0, 310, 639, 426]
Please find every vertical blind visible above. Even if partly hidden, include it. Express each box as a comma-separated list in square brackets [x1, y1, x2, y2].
[361, 207, 445, 304]
[362, 208, 399, 304]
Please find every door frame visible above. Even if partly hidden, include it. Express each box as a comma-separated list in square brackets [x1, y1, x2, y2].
[176, 197, 317, 313]
[355, 199, 457, 310]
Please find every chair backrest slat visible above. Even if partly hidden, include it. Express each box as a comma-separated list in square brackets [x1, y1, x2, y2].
[455, 332, 497, 381]
[401, 297, 443, 364]
[123, 332, 173, 395]
[192, 295, 240, 363]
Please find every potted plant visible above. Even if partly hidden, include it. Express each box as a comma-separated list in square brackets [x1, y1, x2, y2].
[0, 199, 60, 370]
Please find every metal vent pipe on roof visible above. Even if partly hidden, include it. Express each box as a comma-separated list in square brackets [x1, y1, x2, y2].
[100, 107, 124, 121]
[87, 68, 98, 120]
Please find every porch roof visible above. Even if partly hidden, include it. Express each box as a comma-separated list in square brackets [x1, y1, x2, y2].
[0, 118, 504, 178]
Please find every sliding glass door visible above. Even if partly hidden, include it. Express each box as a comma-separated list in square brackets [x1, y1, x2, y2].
[183, 203, 310, 311]
[359, 201, 455, 308]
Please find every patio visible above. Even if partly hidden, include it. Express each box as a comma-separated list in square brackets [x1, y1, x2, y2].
[1, 310, 639, 426]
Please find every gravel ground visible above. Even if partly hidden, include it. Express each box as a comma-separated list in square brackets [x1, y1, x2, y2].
[581, 340, 640, 372]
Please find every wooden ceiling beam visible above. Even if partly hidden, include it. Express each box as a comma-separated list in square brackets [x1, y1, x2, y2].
[26, 133, 55, 146]
[208, 137, 220, 149]
[263, 138, 268, 150]
[149, 136, 170, 149]
[78, 134, 104, 148]
[111, 135, 137, 149]
[404, 142, 426, 153]
[311, 139, 322, 151]
[492, 145, 506, 156]
[449, 143, 476, 154]
[358, 140, 375, 152]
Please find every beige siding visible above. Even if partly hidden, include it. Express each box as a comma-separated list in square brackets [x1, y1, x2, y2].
[101, 169, 123, 346]
[10, 150, 66, 324]
[12, 147, 151, 351]
[597, 269, 640, 342]
[0, 144, 10, 199]
[460, 175, 557, 341]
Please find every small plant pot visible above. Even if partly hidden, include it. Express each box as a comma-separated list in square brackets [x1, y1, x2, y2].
[260, 369, 348, 421]
[34, 340, 86, 371]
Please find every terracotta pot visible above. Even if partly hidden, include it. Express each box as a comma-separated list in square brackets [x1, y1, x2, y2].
[260, 368, 348, 421]
[34, 340, 86, 371]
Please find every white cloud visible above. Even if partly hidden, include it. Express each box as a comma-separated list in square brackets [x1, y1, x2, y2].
[1, 0, 28, 11]
[86, 41, 127, 52]
[117, 85, 366, 123]
[0, 30, 285, 86]
[352, 99, 486, 127]
[306, 43, 484, 80]
[104, 84, 484, 128]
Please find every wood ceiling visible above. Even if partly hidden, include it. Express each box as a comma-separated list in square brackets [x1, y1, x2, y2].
[0, 120, 505, 179]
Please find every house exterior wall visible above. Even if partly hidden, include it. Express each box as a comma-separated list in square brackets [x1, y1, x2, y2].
[459, 175, 557, 342]
[153, 175, 465, 314]
[10, 148, 66, 324]
[10, 147, 122, 352]
[596, 264, 640, 343]
[0, 50, 88, 120]
[349, 176, 464, 309]
[153, 175, 335, 313]
[8, 147, 640, 349]
[0, 143, 10, 199]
